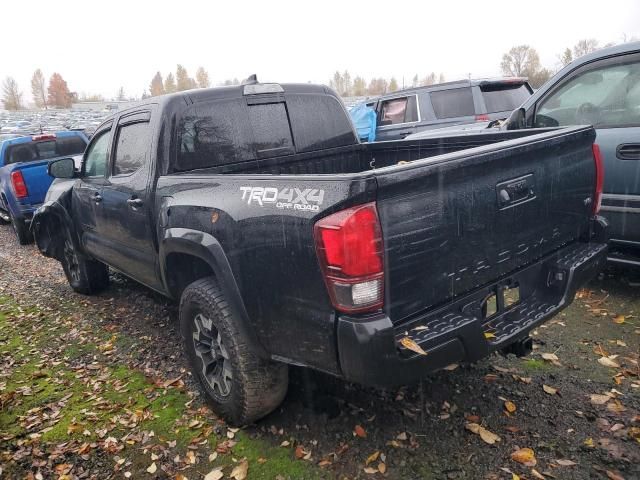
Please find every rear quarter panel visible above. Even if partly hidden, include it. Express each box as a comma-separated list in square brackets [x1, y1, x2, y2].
[156, 174, 376, 374]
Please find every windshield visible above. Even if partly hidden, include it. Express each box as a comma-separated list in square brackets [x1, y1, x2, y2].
[481, 83, 532, 113]
[4, 136, 87, 165]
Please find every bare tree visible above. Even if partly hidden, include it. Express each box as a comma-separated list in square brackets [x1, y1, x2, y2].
[164, 72, 177, 93]
[352, 76, 367, 96]
[501, 45, 551, 88]
[573, 39, 599, 59]
[150, 72, 165, 96]
[117, 87, 126, 101]
[31, 69, 47, 109]
[388, 77, 399, 92]
[558, 48, 573, 68]
[195, 67, 210, 88]
[2, 77, 23, 110]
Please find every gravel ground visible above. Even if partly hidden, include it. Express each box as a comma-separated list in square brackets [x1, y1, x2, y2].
[0, 223, 639, 480]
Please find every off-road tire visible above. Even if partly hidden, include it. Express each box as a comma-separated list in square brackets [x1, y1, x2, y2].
[61, 229, 109, 294]
[180, 277, 288, 425]
[10, 212, 32, 245]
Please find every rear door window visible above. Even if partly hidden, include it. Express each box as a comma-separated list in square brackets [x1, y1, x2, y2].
[480, 83, 531, 113]
[113, 122, 150, 176]
[379, 96, 419, 125]
[429, 87, 475, 119]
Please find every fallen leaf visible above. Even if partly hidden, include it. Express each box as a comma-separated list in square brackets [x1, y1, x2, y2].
[543, 384, 558, 395]
[556, 459, 577, 466]
[443, 363, 459, 371]
[511, 447, 536, 466]
[280, 440, 290, 447]
[613, 315, 625, 324]
[531, 469, 545, 479]
[504, 401, 517, 414]
[208, 452, 218, 462]
[204, 468, 224, 480]
[176, 475, 188, 480]
[230, 459, 248, 480]
[396, 431, 408, 441]
[378, 462, 387, 474]
[505, 425, 520, 433]
[591, 394, 612, 405]
[124, 473, 131, 479]
[363, 467, 378, 474]
[599, 357, 621, 368]
[465, 422, 501, 444]
[354, 425, 367, 438]
[146, 462, 157, 474]
[484, 332, 496, 339]
[294, 445, 306, 459]
[399, 336, 427, 356]
[541, 352, 561, 366]
[365, 451, 380, 465]
[606, 470, 625, 480]
[584, 437, 594, 447]
[607, 400, 626, 414]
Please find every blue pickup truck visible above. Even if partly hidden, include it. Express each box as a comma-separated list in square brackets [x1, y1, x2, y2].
[0, 132, 87, 244]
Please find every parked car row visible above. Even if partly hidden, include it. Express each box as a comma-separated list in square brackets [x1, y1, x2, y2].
[0, 109, 111, 139]
[23, 77, 607, 425]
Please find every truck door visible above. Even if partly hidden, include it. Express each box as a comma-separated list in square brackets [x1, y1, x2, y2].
[532, 53, 640, 252]
[96, 110, 160, 289]
[72, 123, 112, 258]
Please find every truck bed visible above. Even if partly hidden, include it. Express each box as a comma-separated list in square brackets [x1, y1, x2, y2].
[163, 126, 597, 333]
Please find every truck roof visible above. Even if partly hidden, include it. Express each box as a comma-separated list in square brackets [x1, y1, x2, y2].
[116, 82, 336, 118]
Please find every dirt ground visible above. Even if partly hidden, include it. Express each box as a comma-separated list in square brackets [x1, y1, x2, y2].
[0, 223, 638, 480]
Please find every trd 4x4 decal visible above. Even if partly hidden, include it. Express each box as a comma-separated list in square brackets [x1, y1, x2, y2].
[240, 186, 325, 212]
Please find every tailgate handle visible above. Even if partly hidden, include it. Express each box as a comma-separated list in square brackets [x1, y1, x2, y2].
[616, 143, 640, 160]
[496, 174, 536, 209]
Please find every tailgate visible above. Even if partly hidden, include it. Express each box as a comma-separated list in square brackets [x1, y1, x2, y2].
[374, 126, 596, 323]
[15, 160, 54, 204]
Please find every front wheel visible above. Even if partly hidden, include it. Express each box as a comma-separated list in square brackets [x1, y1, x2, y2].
[180, 277, 288, 425]
[61, 231, 109, 294]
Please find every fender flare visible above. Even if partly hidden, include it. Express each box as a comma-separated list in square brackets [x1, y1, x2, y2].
[32, 201, 79, 259]
[159, 228, 267, 358]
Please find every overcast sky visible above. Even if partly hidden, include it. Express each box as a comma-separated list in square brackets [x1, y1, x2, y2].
[2, 0, 639, 100]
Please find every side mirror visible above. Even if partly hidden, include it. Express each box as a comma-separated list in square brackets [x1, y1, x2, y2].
[48, 157, 76, 179]
[506, 107, 526, 130]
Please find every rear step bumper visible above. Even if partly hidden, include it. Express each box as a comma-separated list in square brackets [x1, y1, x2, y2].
[336, 240, 608, 387]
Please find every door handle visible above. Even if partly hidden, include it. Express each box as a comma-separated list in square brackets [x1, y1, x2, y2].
[127, 197, 143, 208]
[616, 143, 640, 160]
[93, 193, 102, 203]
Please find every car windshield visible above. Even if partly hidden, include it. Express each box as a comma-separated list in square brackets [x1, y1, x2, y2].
[4, 136, 87, 165]
[480, 83, 531, 113]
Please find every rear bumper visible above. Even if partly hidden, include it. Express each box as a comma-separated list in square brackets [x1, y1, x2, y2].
[336, 239, 608, 387]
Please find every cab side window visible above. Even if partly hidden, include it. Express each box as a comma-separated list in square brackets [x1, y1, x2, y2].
[83, 129, 111, 177]
[535, 60, 640, 128]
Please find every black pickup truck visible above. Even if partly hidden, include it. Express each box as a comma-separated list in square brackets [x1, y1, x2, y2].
[34, 80, 608, 425]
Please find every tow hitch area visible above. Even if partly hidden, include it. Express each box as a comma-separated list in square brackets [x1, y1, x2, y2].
[500, 336, 533, 357]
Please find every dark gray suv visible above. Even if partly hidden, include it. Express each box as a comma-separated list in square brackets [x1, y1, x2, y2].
[366, 78, 532, 141]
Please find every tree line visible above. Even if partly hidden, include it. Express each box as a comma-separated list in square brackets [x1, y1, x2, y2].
[1, 37, 630, 110]
[2, 70, 77, 110]
[328, 71, 447, 97]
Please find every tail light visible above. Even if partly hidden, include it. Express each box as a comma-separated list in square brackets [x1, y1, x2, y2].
[592, 143, 604, 215]
[314, 202, 384, 314]
[31, 133, 56, 141]
[475, 114, 490, 122]
[11, 171, 28, 198]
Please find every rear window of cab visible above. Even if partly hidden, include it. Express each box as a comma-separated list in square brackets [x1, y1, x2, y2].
[4, 136, 87, 165]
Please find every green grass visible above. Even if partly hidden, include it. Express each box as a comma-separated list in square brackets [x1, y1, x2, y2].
[522, 358, 550, 371]
[0, 295, 324, 479]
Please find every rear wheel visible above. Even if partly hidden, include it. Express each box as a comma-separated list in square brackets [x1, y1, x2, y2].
[61, 231, 109, 294]
[10, 212, 32, 245]
[180, 277, 288, 425]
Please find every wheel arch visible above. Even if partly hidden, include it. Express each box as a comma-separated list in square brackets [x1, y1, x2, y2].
[160, 228, 267, 358]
